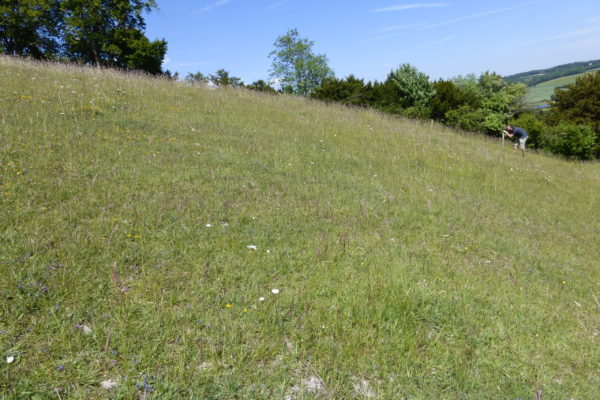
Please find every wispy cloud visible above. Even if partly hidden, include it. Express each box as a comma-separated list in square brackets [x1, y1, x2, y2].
[361, 23, 428, 43]
[499, 27, 600, 52]
[419, 2, 537, 30]
[373, 23, 427, 33]
[421, 35, 457, 48]
[360, 31, 414, 44]
[194, 0, 232, 13]
[373, 3, 447, 13]
[257, 0, 292, 14]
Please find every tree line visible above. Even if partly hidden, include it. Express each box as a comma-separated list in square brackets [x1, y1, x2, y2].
[2, 10, 598, 160]
[0, 0, 167, 74]
[245, 29, 598, 160]
[311, 68, 600, 160]
[199, 29, 598, 160]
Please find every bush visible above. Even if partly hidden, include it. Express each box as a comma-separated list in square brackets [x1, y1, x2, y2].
[402, 105, 431, 120]
[445, 106, 486, 132]
[539, 122, 597, 160]
[429, 80, 479, 122]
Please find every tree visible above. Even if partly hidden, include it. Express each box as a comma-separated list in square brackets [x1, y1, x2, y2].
[0, 0, 62, 59]
[371, 77, 403, 115]
[186, 71, 207, 84]
[247, 80, 277, 94]
[269, 28, 334, 96]
[550, 70, 600, 133]
[429, 80, 478, 122]
[311, 75, 375, 107]
[110, 27, 166, 74]
[61, 0, 166, 73]
[443, 72, 526, 134]
[209, 68, 243, 87]
[390, 63, 434, 109]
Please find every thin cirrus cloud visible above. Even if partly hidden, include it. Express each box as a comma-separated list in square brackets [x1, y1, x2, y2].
[257, 0, 292, 15]
[194, 0, 232, 13]
[373, 3, 448, 13]
[361, 23, 428, 43]
[373, 23, 428, 33]
[499, 27, 600, 52]
[419, 2, 538, 30]
[421, 35, 458, 48]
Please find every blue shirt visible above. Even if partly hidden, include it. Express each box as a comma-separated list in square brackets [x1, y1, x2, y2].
[512, 127, 528, 138]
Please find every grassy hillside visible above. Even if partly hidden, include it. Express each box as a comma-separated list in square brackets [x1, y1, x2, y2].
[523, 69, 600, 107]
[1, 56, 599, 399]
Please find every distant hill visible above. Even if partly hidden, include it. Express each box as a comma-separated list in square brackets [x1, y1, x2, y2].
[522, 68, 600, 108]
[505, 59, 600, 86]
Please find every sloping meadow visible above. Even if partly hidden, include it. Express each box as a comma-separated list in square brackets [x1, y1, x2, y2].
[1, 56, 599, 399]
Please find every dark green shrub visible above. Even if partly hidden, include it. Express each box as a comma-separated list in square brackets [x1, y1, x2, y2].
[539, 122, 597, 160]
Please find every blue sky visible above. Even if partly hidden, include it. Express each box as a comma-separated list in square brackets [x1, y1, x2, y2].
[144, 0, 600, 83]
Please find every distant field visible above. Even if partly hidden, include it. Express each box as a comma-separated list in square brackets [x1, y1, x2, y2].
[523, 69, 599, 107]
[1, 56, 600, 399]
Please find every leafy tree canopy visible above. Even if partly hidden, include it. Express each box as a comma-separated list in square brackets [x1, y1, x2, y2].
[389, 63, 434, 108]
[0, 0, 62, 58]
[247, 80, 277, 94]
[550, 70, 600, 133]
[311, 75, 375, 107]
[446, 72, 526, 134]
[61, 0, 166, 73]
[269, 28, 334, 96]
[1, 0, 166, 74]
[209, 68, 243, 87]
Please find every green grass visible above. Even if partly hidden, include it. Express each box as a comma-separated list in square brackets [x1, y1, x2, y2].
[1, 56, 599, 399]
[523, 69, 600, 107]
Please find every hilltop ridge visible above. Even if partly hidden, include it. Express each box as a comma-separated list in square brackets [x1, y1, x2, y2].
[504, 58, 600, 86]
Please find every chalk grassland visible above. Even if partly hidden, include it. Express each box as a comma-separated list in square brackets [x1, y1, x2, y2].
[1, 56, 599, 399]
[523, 68, 600, 107]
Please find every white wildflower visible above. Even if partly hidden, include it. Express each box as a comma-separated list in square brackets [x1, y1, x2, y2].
[101, 379, 119, 390]
[247, 245, 257, 250]
[6, 355, 15, 364]
[271, 288, 280, 294]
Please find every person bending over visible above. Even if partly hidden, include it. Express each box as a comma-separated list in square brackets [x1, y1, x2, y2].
[503, 124, 528, 156]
